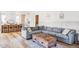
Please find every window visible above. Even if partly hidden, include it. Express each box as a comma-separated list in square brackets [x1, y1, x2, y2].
[1, 15, 6, 24]
[16, 15, 21, 24]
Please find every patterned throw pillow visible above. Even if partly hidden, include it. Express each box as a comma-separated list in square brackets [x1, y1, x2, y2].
[27, 28, 32, 32]
[62, 29, 70, 35]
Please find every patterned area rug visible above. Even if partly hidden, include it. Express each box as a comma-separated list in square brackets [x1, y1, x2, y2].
[26, 40, 64, 48]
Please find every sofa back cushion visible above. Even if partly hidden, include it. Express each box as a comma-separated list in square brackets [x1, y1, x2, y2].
[46, 27, 53, 31]
[41, 26, 63, 33]
[39, 26, 63, 33]
[38, 26, 47, 30]
[31, 26, 39, 31]
[38, 26, 44, 30]
[43, 26, 47, 30]
[52, 27, 63, 33]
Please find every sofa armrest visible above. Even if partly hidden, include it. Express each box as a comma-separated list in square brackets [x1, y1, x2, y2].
[67, 30, 76, 44]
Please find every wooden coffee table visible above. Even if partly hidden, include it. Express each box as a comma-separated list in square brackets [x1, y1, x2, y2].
[32, 33, 57, 48]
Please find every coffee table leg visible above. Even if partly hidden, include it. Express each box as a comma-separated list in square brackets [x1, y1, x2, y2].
[55, 44, 56, 46]
[33, 40, 35, 42]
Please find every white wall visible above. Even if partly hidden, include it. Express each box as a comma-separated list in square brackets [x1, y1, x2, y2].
[38, 11, 79, 32]
[19, 11, 79, 32]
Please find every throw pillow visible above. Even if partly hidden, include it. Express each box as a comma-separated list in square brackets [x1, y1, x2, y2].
[27, 28, 32, 32]
[62, 29, 70, 35]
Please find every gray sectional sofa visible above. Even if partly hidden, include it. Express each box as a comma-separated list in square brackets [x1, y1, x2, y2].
[25, 26, 76, 44]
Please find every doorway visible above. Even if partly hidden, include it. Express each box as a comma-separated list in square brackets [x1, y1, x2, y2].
[35, 15, 39, 26]
[21, 14, 26, 25]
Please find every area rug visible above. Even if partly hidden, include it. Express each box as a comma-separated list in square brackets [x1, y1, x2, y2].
[26, 40, 64, 48]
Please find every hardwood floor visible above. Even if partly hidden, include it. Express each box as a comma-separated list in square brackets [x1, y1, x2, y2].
[57, 41, 79, 48]
[0, 32, 28, 48]
[0, 32, 79, 48]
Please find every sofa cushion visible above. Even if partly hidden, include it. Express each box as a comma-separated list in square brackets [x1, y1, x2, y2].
[31, 26, 39, 31]
[47, 31, 57, 35]
[42, 30, 68, 40]
[46, 27, 53, 31]
[38, 26, 44, 30]
[52, 27, 63, 33]
[31, 30, 42, 34]
[27, 27, 32, 32]
[42, 30, 57, 35]
[62, 29, 70, 35]
[43, 26, 47, 30]
[42, 30, 50, 34]
[56, 33, 68, 40]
